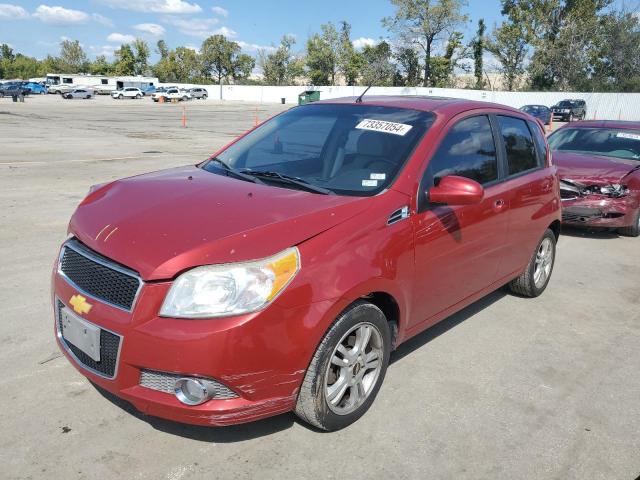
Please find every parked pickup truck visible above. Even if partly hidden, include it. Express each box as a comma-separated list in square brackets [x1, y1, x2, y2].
[152, 88, 190, 102]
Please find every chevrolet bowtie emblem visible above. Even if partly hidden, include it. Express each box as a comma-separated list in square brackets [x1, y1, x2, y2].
[70, 294, 92, 315]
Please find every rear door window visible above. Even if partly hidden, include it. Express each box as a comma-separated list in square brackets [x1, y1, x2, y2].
[527, 120, 548, 166]
[425, 115, 499, 186]
[497, 116, 539, 175]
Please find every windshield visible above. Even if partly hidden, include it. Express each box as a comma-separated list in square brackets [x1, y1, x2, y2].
[522, 106, 547, 114]
[556, 101, 574, 108]
[202, 103, 434, 196]
[548, 128, 640, 160]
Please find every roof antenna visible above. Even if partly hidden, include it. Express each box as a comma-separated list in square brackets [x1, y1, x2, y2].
[355, 85, 372, 103]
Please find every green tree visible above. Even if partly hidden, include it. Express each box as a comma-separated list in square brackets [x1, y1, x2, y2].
[156, 40, 169, 60]
[472, 19, 486, 89]
[233, 53, 256, 82]
[88, 55, 114, 75]
[114, 44, 136, 75]
[384, 0, 469, 86]
[590, 10, 640, 92]
[360, 41, 394, 86]
[337, 21, 362, 86]
[428, 31, 469, 87]
[502, 0, 612, 90]
[172, 47, 201, 82]
[306, 22, 342, 85]
[259, 35, 302, 85]
[59, 39, 88, 73]
[394, 47, 421, 86]
[200, 35, 239, 86]
[132, 38, 150, 75]
[486, 19, 529, 90]
[1, 43, 14, 61]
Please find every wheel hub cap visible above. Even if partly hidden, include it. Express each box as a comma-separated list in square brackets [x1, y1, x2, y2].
[324, 322, 383, 415]
[533, 237, 554, 288]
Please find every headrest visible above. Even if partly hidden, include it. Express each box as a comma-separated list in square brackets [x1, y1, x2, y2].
[357, 131, 390, 157]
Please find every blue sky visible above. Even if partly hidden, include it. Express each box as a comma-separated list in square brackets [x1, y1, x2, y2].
[1, 0, 512, 60]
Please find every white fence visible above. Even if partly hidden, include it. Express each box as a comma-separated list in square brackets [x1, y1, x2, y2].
[159, 83, 640, 121]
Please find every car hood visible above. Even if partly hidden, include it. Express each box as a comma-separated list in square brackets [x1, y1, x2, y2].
[553, 151, 639, 184]
[70, 165, 371, 280]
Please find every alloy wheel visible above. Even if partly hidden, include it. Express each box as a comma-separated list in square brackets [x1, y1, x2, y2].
[324, 322, 383, 415]
[533, 237, 554, 288]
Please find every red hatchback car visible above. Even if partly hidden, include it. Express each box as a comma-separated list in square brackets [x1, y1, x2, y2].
[549, 120, 640, 237]
[53, 97, 561, 431]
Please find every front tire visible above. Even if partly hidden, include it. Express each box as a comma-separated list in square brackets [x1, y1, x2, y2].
[618, 209, 640, 237]
[294, 300, 391, 431]
[509, 229, 556, 297]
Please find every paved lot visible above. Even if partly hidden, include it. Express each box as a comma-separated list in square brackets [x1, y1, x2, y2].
[0, 95, 638, 480]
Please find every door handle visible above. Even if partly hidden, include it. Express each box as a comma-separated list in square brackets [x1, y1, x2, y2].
[493, 199, 506, 212]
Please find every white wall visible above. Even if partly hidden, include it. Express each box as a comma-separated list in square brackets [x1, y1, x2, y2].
[158, 83, 640, 121]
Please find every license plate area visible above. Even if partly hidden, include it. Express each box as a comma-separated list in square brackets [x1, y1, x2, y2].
[60, 307, 101, 362]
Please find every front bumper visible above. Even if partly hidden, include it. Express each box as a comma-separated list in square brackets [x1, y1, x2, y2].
[561, 195, 638, 228]
[53, 268, 331, 426]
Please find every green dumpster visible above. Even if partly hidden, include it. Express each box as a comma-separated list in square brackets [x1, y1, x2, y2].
[298, 90, 320, 105]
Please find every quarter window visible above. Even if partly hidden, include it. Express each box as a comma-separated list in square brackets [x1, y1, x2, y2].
[426, 115, 498, 187]
[498, 116, 539, 175]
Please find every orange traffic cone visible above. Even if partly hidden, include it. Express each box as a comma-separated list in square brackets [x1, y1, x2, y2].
[181, 105, 186, 128]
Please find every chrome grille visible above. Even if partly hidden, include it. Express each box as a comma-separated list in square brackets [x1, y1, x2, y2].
[59, 239, 141, 311]
[139, 369, 238, 399]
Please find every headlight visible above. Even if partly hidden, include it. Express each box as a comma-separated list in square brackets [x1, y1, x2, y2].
[599, 184, 629, 197]
[160, 247, 300, 318]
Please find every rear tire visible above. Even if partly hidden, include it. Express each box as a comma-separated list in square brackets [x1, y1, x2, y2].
[509, 229, 556, 298]
[618, 209, 640, 237]
[294, 300, 391, 431]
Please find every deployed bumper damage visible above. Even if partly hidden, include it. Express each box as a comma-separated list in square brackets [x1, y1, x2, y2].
[560, 179, 637, 227]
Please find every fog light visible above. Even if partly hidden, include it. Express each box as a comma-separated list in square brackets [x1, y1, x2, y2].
[175, 378, 214, 405]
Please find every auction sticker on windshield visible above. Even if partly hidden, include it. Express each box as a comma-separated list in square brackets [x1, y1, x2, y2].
[356, 119, 413, 136]
[616, 132, 640, 141]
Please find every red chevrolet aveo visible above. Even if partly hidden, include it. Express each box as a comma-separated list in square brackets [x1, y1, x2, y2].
[53, 96, 561, 431]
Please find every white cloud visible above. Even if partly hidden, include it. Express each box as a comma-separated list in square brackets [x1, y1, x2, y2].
[237, 40, 275, 53]
[211, 6, 228, 17]
[92, 13, 113, 27]
[33, 5, 90, 25]
[107, 32, 135, 43]
[100, 0, 201, 14]
[0, 3, 29, 20]
[213, 26, 235, 37]
[134, 23, 165, 36]
[89, 44, 116, 58]
[352, 37, 377, 49]
[161, 16, 236, 38]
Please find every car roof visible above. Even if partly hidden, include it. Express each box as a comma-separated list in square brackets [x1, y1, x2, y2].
[315, 95, 524, 116]
[558, 120, 640, 130]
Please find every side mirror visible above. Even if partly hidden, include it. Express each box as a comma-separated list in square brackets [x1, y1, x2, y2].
[428, 175, 484, 206]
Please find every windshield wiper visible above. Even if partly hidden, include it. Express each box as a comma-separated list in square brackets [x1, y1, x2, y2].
[239, 169, 334, 195]
[207, 158, 264, 184]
